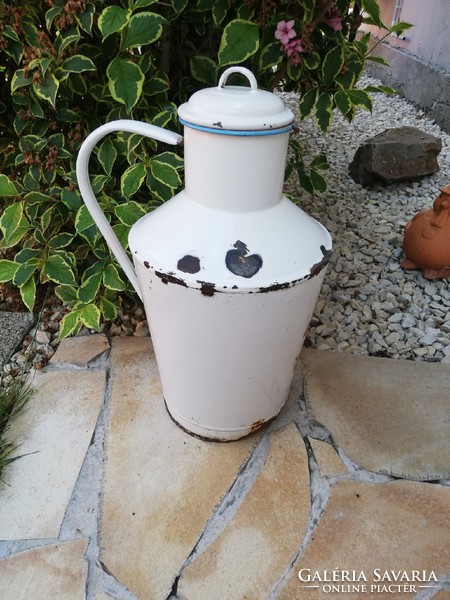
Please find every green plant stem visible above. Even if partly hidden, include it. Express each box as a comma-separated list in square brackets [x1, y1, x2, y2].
[365, 29, 392, 57]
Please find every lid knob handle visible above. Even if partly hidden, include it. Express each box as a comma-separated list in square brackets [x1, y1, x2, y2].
[218, 66, 258, 90]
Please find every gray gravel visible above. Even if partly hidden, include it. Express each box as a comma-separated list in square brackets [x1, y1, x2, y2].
[283, 75, 450, 363]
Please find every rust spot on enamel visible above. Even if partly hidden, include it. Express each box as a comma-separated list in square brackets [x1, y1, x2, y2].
[249, 419, 266, 433]
[178, 255, 201, 274]
[259, 281, 291, 293]
[225, 240, 263, 279]
[309, 245, 332, 278]
[197, 281, 216, 296]
[155, 271, 187, 287]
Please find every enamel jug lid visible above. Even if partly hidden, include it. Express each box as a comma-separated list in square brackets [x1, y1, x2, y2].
[177, 66, 294, 133]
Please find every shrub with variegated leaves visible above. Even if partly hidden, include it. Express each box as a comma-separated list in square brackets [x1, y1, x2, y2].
[0, 0, 411, 337]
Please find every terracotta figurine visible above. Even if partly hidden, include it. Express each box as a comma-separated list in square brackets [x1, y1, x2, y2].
[401, 184, 450, 280]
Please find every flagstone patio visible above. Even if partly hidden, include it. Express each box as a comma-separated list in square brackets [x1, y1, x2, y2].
[0, 333, 449, 599]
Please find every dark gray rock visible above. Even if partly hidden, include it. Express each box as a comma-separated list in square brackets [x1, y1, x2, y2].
[0, 312, 35, 367]
[349, 126, 442, 185]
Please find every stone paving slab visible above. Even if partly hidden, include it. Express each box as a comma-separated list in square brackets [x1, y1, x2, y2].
[0, 369, 105, 540]
[1, 334, 450, 599]
[178, 423, 311, 600]
[0, 538, 88, 600]
[308, 437, 348, 477]
[50, 333, 110, 366]
[0, 311, 34, 367]
[100, 337, 262, 600]
[278, 479, 450, 598]
[302, 349, 450, 480]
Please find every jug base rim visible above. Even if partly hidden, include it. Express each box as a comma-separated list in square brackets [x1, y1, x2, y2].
[164, 398, 278, 442]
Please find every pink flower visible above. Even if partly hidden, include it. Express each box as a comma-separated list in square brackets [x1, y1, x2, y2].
[285, 39, 304, 58]
[275, 20, 297, 46]
[325, 16, 343, 32]
[283, 39, 304, 65]
[275, 19, 304, 66]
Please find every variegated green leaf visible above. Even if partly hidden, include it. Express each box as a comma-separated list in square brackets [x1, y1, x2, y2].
[364, 84, 398, 95]
[75, 204, 96, 233]
[33, 73, 59, 108]
[334, 90, 352, 117]
[48, 233, 74, 249]
[345, 89, 373, 111]
[2, 24, 20, 42]
[360, 0, 384, 27]
[297, 169, 314, 195]
[389, 21, 413, 35]
[11, 69, 32, 93]
[45, 6, 62, 31]
[212, 0, 230, 27]
[115, 201, 146, 226]
[150, 159, 181, 189]
[365, 55, 390, 66]
[20, 276, 36, 312]
[170, 0, 188, 13]
[112, 223, 131, 249]
[55, 285, 78, 303]
[310, 169, 327, 193]
[121, 162, 146, 199]
[55, 26, 81, 55]
[143, 76, 169, 96]
[79, 303, 101, 330]
[218, 19, 259, 66]
[314, 91, 333, 133]
[303, 51, 320, 71]
[98, 6, 131, 40]
[103, 264, 126, 291]
[107, 58, 144, 111]
[310, 153, 330, 171]
[99, 296, 118, 320]
[75, 3, 95, 34]
[0, 214, 29, 249]
[0, 202, 22, 236]
[62, 55, 96, 74]
[299, 88, 317, 120]
[42, 255, 77, 286]
[259, 42, 282, 71]
[0, 174, 19, 197]
[77, 272, 102, 303]
[13, 259, 38, 286]
[322, 45, 345, 86]
[190, 56, 217, 86]
[98, 138, 118, 176]
[39, 57, 53, 77]
[154, 151, 184, 170]
[59, 309, 83, 339]
[121, 12, 165, 50]
[0, 259, 19, 282]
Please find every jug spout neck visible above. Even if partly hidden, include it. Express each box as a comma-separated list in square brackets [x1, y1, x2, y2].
[183, 127, 290, 212]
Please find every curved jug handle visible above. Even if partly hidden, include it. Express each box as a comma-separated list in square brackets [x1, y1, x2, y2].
[76, 120, 183, 301]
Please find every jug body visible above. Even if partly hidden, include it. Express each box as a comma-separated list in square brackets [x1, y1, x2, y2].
[128, 188, 331, 440]
[76, 67, 332, 441]
[137, 262, 324, 439]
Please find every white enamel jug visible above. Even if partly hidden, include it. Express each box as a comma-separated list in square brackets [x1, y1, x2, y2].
[76, 66, 332, 441]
